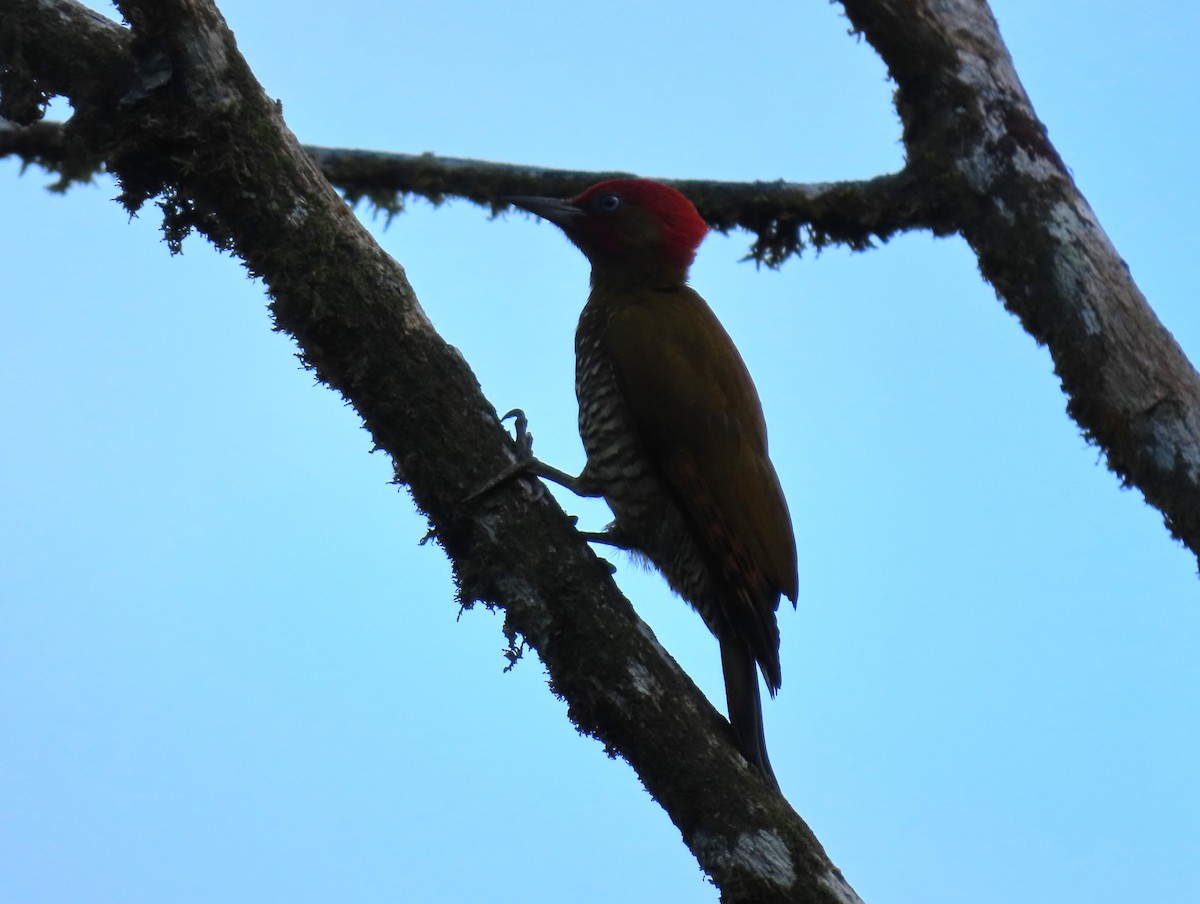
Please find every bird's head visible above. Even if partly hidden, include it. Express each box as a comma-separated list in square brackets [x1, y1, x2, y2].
[506, 178, 709, 287]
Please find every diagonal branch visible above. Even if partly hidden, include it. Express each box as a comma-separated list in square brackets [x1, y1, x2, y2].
[0, 0, 862, 901]
[838, 0, 1200, 564]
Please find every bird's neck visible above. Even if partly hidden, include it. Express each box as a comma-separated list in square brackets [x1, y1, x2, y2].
[588, 259, 690, 295]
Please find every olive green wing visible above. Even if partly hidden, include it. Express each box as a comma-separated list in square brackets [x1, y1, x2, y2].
[604, 287, 798, 685]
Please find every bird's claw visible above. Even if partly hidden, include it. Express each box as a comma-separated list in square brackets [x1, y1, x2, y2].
[462, 408, 543, 504]
[501, 408, 534, 458]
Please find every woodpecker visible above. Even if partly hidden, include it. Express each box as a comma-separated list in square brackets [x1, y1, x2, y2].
[502, 178, 797, 786]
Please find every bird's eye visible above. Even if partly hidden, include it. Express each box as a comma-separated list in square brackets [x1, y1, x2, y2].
[595, 192, 622, 213]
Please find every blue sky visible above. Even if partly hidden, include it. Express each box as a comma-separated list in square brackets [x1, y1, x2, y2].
[3, 2, 1198, 902]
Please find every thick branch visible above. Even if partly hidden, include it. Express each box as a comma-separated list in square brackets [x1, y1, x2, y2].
[0, 1, 861, 901]
[837, 0, 1200, 562]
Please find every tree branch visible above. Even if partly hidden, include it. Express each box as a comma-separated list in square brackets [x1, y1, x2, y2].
[836, 0, 1200, 563]
[302, 146, 940, 260]
[1, 119, 935, 261]
[0, 1, 861, 901]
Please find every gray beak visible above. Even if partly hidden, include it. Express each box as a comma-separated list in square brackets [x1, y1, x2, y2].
[504, 195, 584, 229]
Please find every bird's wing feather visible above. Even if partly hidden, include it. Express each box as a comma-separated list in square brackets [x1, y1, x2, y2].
[604, 287, 799, 618]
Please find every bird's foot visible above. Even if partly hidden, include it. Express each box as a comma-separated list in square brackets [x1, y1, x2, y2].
[462, 409, 543, 504]
[464, 409, 597, 502]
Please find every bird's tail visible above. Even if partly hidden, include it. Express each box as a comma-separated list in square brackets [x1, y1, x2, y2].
[720, 634, 778, 789]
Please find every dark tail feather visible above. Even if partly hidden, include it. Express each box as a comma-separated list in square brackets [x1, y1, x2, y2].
[719, 635, 778, 789]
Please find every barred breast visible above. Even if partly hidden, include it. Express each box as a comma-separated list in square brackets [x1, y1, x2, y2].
[574, 297, 733, 640]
